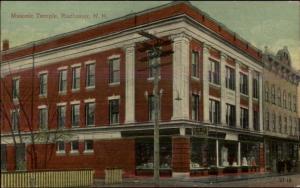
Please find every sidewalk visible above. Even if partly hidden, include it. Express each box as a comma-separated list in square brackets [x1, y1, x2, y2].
[93, 172, 299, 187]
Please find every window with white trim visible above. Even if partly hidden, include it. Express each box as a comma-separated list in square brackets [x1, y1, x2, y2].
[209, 60, 220, 85]
[84, 140, 93, 152]
[240, 73, 248, 95]
[109, 99, 119, 124]
[57, 105, 66, 129]
[272, 112, 276, 132]
[271, 84, 275, 104]
[240, 108, 249, 129]
[39, 107, 48, 130]
[253, 110, 259, 131]
[278, 116, 282, 133]
[71, 104, 80, 127]
[283, 91, 287, 109]
[71, 141, 79, 152]
[11, 109, 19, 132]
[277, 88, 281, 106]
[226, 104, 235, 127]
[284, 116, 287, 133]
[265, 111, 270, 131]
[12, 78, 20, 100]
[225, 66, 235, 90]
[209, 99, 220, 124]
[288, 93, 292, 111]
[85, 102, 95, 126]
[56, 141, 65, 153]
[265, 82, 269, 102]
[253, 72, 259, 99]
[191, 94, 199, 121]
[109, 58, 120, 83]
[72, 67, 81, 90]
[293, 95, 297, 112]
[86, 63, 95, 87]
[191, 51, 199, 78]
[58, 70, 67, 92]
[39, 73, 47, 96]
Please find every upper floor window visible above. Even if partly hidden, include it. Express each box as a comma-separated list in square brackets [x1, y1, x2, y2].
[109, 58, 120, 83]
[265, 82, 269, 102]
[209, 99, 220, 124]
[85, 102, 95, 126]
[72, 67, 81, 90]
[84, 140, 93, 152]
[253, 110, 259, 131]
[265, 111, 270, 131]
[288, 93, 292, 111]
[109, 99, 119, 124]
[277, 88, 281, 106]
[86, 63, 95, 88]
[12, 78, 20, 100]
[71, 140, 79, 153]
[284, 116, 287, 133]
[39, 73, 47, 96]
[272, 112, 276, 132]
[209, 60, 220, 85]
[253, 72, 259, 99]
[271, 85, 276, 104]
[56, 141, 65, 153]
[226, 104, 235, 127]
[58, 70, 67, 93]
[191, 51, 199, 78]
[148, 50, 160, 78]
[293, 95, 297, 112]
[191, 94, 199, 121]
[39, 107, 48, 130]
[240, 108, 249, 129]
[71, 104, 80, 127]
[57, 105, 66, 129]
[278, 116, 282, 133]
[289, 117, 293, 135]
[225, 66, 235, 90]
[148, 95, 155, 121]
[11, 109, 19, 132]
[240, 73, 248, 95]
[283, 91, 287, 109]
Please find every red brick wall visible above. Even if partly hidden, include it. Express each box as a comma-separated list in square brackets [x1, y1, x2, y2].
[172, 136, 190, 172]
[135, 38, 173, 123]
[209, 86, 221, 98]
[24, 139, 135, 178]
[240, 97, 249, 107]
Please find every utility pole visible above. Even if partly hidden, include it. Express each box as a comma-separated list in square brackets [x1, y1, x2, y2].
[137, 31, 173, 186]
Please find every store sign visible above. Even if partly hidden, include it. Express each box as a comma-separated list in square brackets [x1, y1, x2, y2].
[192, 127, 208, 136]
[225, 133, 238, 141]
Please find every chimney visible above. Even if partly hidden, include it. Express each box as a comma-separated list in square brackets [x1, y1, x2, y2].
[2, 39, 9, 51]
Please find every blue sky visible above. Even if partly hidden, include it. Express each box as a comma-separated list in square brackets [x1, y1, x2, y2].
[1, 1, 299, 70]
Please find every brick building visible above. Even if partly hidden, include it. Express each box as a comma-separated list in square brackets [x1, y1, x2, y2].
[1, 2, 299, 177]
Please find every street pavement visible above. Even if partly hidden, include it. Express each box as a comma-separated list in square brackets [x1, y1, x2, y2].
[94, 173, 300, 187]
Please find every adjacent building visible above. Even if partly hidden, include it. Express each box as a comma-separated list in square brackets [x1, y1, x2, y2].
[0, 2, 299, 177]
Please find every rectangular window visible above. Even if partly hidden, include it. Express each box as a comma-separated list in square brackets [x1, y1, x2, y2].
[72, 67, 81, 90]
[240, 73, 248, 95]
[209, 99, 220, 124]
[59, 70, 67, 92]
[85, 102, 95, 126]
[109, 99, 119, 124]
[109, 58, 120, 83]
[271, 85, 276, 104]
[84, 140, 93, 151]
[253, 110, 259, 131]
[191, 51, 199, 78]
[265, 83, 269, 102]
[240, 108, 249, 129]
[272, 113, 276, 132]
[56, 141, 65, 153]
[12, 78, 20, 99]
[39, 108, 48, 130]
[148, 95, 155, 121]
[277, 88, 281, 106]
[209, 60, 220, 85]
[253, 72, 259, 99]
[283, 91, 287, 108]
[57, 105, 66, 129]
[293, 96, 297, 112]
[278, 116, 282, 133]
[265, 111, 270, 131]
[225, 67, 235, 90]
[86, 63, 95, 87]
[71, 141, 79, 152]
[71, 104, 80, 127]
[39, 73, 47, 96]
[192, 94, 199, 121]
[226, 104, 235, 127]
[288, 93, 292, 111]
[11, 109, 19, 132]
[284, 117, 287, 133]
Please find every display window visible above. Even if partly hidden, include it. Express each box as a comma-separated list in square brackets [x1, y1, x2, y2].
[190, 138, 216, 169]
[240, 142, 260, 167]
[218, 140, 238, 167]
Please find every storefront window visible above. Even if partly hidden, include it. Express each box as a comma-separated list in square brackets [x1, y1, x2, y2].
[135, 138, 171, 169]
[219, 140, 238, 167]
[190, 138, 216, 169]
[240, 142, 260, 167]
